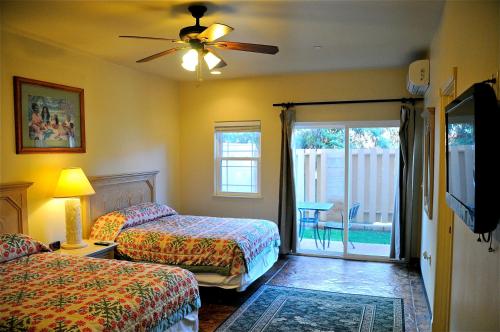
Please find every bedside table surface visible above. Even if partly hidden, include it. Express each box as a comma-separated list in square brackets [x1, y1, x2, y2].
[56, 239, 117, 257]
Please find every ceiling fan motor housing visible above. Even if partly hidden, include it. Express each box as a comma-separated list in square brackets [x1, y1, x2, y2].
[179, 5, 208, 42]
[179, 25, 207, 42]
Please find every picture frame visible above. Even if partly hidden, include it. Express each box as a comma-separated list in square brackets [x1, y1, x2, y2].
[14, 76, 85, 154]
[422, 107, 435, 219]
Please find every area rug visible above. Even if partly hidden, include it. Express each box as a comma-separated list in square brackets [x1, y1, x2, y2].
[216, 285, 404, 332]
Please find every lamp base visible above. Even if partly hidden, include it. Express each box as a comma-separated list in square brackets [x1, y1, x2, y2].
[61, 241, 88, 249]
[63, 198, 87, 250]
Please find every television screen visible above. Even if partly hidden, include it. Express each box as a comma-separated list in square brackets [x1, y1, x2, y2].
[446, 95, 475, 214]
[445, 82, 499, 234]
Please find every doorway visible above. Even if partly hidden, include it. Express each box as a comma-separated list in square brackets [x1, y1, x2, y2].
[293, 122, 400, 260]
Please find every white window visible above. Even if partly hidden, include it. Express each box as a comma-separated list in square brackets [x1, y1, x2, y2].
[214, 121, 261, 197]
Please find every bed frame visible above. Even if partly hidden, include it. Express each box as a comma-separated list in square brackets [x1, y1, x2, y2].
[0, 182, 33, 234]
[81, 171, 158, 239]
[81, 170, 278, 291]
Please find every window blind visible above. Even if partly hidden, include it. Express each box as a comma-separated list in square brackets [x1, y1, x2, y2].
[214, 121, 261, 132]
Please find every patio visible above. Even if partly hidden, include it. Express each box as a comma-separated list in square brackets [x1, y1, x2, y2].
[299, 238, 390, 257]
[297, 228, 391, 257]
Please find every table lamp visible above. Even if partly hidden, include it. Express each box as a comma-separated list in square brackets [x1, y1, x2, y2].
[54, 167, 95, 249]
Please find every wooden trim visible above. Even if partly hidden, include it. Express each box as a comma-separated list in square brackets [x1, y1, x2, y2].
[422, 107, 435, 219]
[13, 76, 86, 154]
[0, 182, 34, 191]
[0, 182, 33, 234]
[432, 67, 457, 332]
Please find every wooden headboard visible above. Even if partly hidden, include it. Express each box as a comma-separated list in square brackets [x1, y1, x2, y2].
[81, 171, 158, 239]
[0, 182, 33, 234]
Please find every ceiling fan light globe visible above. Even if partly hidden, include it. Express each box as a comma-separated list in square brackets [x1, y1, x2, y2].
[182, 49, 199, 68]
[204, 51, 222, 70]
[181, 61, 197, 72]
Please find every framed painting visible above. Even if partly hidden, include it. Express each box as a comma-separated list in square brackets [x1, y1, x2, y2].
[422, 107, 435, 219]
[14, 76, 85, 154]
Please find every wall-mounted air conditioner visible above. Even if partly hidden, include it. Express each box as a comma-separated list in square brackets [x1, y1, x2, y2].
[407, 60, 430, 96]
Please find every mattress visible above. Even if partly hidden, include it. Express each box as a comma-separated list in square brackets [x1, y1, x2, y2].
[195, 244, 279, 291]
[0, 252, 201, 331]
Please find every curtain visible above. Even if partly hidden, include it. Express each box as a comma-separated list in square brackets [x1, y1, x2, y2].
[278, 107, 297, 254]
[391, 104, 423, 260]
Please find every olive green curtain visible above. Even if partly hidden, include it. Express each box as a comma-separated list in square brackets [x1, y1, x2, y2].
[278, 108, 297, 254]
[391, 104, 423, 260]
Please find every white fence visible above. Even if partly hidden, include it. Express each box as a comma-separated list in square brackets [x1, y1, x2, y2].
[447, 145, 474, 206]
[294, 148, 399, 224]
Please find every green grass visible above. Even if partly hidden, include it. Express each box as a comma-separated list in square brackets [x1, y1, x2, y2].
[301, 228, 391, 245]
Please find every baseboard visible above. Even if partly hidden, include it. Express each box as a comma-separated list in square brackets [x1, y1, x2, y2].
[418, 264, 433, 319]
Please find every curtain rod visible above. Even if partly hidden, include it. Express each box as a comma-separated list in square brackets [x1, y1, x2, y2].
[273, 97, 424, 109]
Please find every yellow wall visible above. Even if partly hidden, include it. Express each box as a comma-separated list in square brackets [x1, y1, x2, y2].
[178, 69, 408, 221]
[0, 30, 180, 243]
[2, 1, 498, 327]
[421, 1, 500, 329]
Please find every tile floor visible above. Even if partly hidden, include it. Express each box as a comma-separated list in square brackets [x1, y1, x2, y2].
[198, 255, 431, 332]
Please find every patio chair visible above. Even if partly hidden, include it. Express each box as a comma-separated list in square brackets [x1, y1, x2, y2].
[322, 202, 360, 250]
[298, 208, 322, 248]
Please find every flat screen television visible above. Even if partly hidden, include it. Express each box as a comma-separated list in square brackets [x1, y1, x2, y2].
[445, 82, 499, 234]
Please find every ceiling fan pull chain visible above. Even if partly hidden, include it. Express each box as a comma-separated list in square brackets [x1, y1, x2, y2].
[197, 50, 203, 82]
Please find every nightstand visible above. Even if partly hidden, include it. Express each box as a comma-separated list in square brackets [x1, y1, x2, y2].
[56, 239, 117, 259]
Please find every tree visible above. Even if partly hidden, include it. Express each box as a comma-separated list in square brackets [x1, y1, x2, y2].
[447, 123, 473, 146]
[293, 128, 344, 149]
[293, 128, 399, 149]
[220, 132, 259, 144]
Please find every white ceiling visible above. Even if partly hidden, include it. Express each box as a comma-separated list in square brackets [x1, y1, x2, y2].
[1, 0, 444, 81]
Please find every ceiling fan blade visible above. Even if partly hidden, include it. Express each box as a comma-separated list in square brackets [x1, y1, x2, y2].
[210, 41, 279, 54]
[119, 35, 184, 43]
[197, 23, 234, 42]
[136, 47, 187, 63]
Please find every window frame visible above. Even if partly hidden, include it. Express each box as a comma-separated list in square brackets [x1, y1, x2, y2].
[213, 121, 262, 198]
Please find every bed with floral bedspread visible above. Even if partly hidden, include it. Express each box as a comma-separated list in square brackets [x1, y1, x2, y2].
[0, 234, 200, 332]
[90, 203, 281, 289]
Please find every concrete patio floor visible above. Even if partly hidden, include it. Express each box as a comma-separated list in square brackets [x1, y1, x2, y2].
[298, 238, 390, 257]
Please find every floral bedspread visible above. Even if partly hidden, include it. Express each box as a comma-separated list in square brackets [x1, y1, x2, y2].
[114, 215, 281, 276]
[0, 252, 200, 331]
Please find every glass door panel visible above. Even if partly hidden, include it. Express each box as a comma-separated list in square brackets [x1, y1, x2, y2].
[346, 127, 399, 257]
[293, 126, 345, 256]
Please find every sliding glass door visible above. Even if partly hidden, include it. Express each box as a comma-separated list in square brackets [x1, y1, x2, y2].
[293, 122, 399, 260]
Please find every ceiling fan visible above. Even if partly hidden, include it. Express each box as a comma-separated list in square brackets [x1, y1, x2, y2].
[120, 5, 279, 80]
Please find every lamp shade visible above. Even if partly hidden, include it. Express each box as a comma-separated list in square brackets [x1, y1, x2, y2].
[54, 167, 95, 198]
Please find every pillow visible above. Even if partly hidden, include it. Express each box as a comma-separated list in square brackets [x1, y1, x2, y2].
[90, 203, 177, 241]
[0, 233, 51, 263]
[120, 202, 177, 228]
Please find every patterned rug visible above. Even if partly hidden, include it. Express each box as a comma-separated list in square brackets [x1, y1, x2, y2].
[216, 285, 404, 332]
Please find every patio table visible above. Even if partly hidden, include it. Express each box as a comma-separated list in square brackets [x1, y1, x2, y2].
[297, 202, 333, 249]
